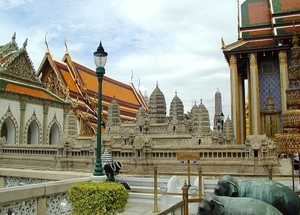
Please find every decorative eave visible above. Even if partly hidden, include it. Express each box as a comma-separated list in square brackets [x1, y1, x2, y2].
[0, 78, 66, 103]
[221, 37, 293, 64]
[221, 39, 248, 52]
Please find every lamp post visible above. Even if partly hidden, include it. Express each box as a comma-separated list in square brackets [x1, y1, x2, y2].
[93, 41, 108, 176]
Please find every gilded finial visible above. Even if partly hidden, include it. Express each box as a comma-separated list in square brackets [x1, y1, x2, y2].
[221, 37, 225, 49]
[64, 34, 69, 54]
[23, 38, 28, 48]
[45, 32, 50, 53]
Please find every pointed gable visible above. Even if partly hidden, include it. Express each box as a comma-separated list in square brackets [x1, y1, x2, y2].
[0, 34, 66, 103]
[0, 39, 42, 87]
[0, 33, 18, 61]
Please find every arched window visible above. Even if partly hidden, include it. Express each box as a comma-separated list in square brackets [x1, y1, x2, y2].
[1, 117, 16, 144]
[1, 122, 7, 140]
[27, 121, 39, 145]
[49, 123, 60, 145]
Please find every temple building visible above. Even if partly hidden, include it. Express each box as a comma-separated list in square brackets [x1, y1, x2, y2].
[37, 40, 148, 135]
[0, 33, 69, 146]
[2, 0, 294, 175]
[221, 0, 300, 144]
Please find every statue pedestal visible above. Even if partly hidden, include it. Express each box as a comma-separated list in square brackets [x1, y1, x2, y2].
[90, 175, 107, 182]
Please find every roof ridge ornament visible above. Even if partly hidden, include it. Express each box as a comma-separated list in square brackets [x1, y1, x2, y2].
[138, 78, 140, 90]
[45, 32, 50, 54]
[64, 34, 69, 55]
[23, 38, 28, 49]
[221, 37, 225, 49]
[12, 32, 16, 41]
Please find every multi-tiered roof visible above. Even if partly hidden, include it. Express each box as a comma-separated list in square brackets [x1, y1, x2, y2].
[0, 33, 65, 104]
[37, 41, 148, 135]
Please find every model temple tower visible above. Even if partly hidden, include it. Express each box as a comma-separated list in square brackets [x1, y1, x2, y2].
[148, 83, 167, 123]
[214, 89, 224, 131]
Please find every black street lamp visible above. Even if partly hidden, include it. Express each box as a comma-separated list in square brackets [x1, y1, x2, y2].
[93, 41, 108, 176]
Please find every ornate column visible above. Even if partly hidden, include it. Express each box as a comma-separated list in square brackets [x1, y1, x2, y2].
[249, 53, 261, 135]
[19, 99, 26, 144]
[43, 103, 49, 144]
[238, 75, 246, 143]
[278, 50, 289, 113]
[229, 54, 242, 143]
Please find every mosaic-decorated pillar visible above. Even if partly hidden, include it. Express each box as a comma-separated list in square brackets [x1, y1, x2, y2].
[19, 100, 26, 144]
[43, 104, 48, 144]
[229, 54, 242, 143]
[278, 50, 289, 113]
[249, 53, 261, 135]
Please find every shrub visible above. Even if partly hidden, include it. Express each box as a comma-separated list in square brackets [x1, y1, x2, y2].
[68, 181, 129, 215]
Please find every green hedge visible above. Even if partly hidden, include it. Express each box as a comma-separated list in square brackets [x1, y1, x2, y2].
[68, 181, 129, 215]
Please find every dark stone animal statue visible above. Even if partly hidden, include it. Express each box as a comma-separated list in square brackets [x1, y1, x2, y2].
[214, 175, 300, 215]
[198, 193, 282, 215]
[103, 160, 123, 182]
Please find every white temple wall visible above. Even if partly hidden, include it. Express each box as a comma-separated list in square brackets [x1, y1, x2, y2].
[25, 103, 42, 121]
[48, 107, 64, 127]
[0, 99, 20, 123]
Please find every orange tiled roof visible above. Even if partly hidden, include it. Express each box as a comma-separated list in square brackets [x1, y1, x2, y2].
[72, 61, 142, 106]
[38, 50, 147, 125]
[102, 80, 140, 105]
[55, 63, 80, 94]
[5, 82, 59, 101]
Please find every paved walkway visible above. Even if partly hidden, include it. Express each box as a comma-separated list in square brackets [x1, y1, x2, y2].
[117, 201, 159, 215]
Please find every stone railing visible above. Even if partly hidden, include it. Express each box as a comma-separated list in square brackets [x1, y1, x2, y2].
[0, 177, 90, 215]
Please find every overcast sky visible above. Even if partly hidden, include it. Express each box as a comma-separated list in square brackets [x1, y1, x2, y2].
[0, 0, 244, 125]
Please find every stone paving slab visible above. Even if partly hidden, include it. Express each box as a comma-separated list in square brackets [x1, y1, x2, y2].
[117, 202, 159, 215]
